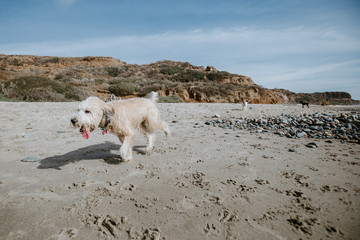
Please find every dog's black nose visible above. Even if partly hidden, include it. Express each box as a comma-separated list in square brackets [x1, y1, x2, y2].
[71, 118, 77, 124]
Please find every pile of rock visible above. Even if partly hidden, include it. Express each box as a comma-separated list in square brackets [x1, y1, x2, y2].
[205, 113, 360, 143]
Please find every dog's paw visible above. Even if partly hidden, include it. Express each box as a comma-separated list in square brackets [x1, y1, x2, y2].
[122, 157, 133, 162]
[145, 148, 152, 155]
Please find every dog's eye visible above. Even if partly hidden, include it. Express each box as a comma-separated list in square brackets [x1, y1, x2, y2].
[85, 110, 91, 114]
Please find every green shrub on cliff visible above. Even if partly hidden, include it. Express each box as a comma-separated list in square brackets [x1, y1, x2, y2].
[1, 76, 89, 101]
[172, 69, 206, 82]
[205, 71, 231, 82]
[108, 82, 137, 96]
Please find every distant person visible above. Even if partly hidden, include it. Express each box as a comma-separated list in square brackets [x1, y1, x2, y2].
[242, 99, 249, 111]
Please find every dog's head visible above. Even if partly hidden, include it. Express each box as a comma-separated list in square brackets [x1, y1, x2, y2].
[70, 97, 114, 139]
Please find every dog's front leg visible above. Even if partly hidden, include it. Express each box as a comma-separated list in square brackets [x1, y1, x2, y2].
[119, 135, 134, 162]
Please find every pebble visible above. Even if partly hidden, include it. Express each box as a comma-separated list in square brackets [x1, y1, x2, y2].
[289, 148, 296, 152]
[305, 142, 318, 148]
[205, 112, 360, 143]
[296, 132, 306, 138]
[353, 120, 360, 128]
[21, 156, 40, 162]
[20, 133, 31, 139]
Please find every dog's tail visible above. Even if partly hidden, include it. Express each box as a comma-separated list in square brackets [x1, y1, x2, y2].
[147, 91, 159, 102]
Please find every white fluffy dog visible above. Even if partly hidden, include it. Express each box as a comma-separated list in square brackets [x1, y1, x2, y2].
[70, 92, 170, 162]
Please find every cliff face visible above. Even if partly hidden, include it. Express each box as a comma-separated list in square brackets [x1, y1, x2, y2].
[307, 92, 352, 105]
[272, 89, 353, 105]
[0, 54, 354, 104]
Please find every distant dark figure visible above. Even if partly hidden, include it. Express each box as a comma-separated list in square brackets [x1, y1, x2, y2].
[300, 100, 309, 108]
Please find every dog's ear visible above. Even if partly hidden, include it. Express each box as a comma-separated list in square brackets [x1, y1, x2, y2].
[99, 104, 114, 128]
[105, 108, 114, 120]
[104, 104, 114, 120]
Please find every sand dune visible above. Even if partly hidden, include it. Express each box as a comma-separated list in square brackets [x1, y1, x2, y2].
[0, 102, 359, 239]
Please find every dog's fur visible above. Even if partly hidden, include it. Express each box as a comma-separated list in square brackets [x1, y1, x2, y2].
[71, 92, 170, 162]
[300, 100, 309, 108]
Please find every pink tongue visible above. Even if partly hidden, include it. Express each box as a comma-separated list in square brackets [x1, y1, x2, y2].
[82, 129, 90, 139]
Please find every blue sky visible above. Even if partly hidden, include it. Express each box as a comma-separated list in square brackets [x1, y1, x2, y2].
[1, 0, 360, 99]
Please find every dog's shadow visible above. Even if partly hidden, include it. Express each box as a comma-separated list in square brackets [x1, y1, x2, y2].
[37, 141, 147, 170]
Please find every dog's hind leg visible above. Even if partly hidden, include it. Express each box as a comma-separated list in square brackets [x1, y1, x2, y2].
[162, 121, 170, 137]
[119, 134, 135, 162]
[145, 133, 155, 154]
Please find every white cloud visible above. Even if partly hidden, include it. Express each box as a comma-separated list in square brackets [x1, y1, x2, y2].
[239, 60, 360, 83]
[234, 60, 360, 98]
[2, 27, 359, 62]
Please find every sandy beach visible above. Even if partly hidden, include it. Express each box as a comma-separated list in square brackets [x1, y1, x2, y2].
[0, 101, 359, 240]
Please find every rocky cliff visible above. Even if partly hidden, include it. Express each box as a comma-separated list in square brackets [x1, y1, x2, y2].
[0, 54, 354, 104]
